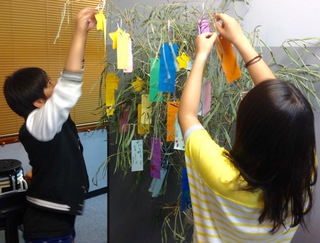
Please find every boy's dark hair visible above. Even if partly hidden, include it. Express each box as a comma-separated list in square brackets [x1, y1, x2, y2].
[4, 67, 50, 119]
[226, 79, 317, 233]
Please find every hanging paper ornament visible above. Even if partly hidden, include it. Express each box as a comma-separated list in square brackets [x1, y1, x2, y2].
[181, 167, 191, 211]
[131, 140, 144, 172]
[141, 94, 152, 125]
[216, 36, 242, 82]
[201, 80, 212, 116]
[150, 137, 162, 179]
[149, 58, 163, 102]
[132, 77, 143, 92]
[158, 43, 178, 93]
[123, 38, 133, 73]
[119, 104, 129, 133]
[198, 19, 210, 34]
[109, 28, 122, 49]
[95, 11, 106, 31]
[174, 114, 185, 150]
[105, 72, 119, 116]
[117, 31, 131, 69]
[176, 52, 191, 70]
[166, 102, 179, 142]
[138, 104, 150, 134]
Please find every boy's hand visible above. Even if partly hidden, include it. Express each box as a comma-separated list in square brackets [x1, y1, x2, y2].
[195, 32, 217, 60]
[214, 13, 245, 46]
[74, 7, 99, 34]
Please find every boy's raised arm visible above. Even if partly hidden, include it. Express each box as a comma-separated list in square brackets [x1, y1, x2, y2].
[64, 8, 98, 73]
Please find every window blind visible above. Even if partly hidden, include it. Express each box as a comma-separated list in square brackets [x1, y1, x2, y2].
[0, 0, 105, 143]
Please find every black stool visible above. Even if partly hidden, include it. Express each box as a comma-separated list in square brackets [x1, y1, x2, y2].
[0, 190, 26, 243]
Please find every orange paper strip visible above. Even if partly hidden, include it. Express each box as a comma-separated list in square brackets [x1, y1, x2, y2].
[166, 102, 179, 142]
[216, 36, 242, 83]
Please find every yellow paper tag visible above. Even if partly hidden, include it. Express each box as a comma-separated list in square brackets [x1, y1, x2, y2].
[95, 11, 105, 31]
[138, 104, 150, 134]
[109, 28, 123, 49]
[176, 52, 191, 69]
[117, 31, 130, 69]
[105, 72, 119, 107]
[141, 94, 152, 125]
[132, 77, 143, 92]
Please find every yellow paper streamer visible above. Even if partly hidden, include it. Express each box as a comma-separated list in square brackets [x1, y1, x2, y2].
[109, 28, 123, 49]
[105, 72, 119, 116]
[95, 11, 105, 31]
[176, 52, 191, 69]
[132, 77, 143, 92]
[138, 104, 150, 134]
[117, 31, 130, 69]
[141, 94, 152, 125]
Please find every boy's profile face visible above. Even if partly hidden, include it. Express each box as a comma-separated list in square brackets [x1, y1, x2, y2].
[43, 79, 55, 100]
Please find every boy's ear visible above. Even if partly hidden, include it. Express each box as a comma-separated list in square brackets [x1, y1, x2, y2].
[33, 98, 46, 108]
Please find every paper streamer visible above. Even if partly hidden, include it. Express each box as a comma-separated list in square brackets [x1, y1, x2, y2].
[131, 140, 143, 172]
[149, 58, 163, 102]
[158, 43, 178, 93]
[150, 137, 161, 179]
[119, 104, 129, 133]
[216, 36, 242, 83]
[166, 102, 179, 142]
[141, 94, 152, 125]
[105, 72, 119, 116]
[202, 81, 211, 116]
[176, 52, 191, 70]
[174, 114, 185, 150]
[149, 167, 168, 197]
[132, 77, 143, 92]
[181, 167, 191, 211]
[138, 104, 150, 134]
[117, 31, 130, 69]
[198, 19, 210, 34]
[124, 38, 133, 73]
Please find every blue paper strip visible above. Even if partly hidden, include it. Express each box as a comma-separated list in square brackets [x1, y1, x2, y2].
[181, 167, 191, 211]
[158, 43, 178, 93]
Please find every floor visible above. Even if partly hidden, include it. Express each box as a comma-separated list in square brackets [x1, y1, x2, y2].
[0, 193, 107, 243]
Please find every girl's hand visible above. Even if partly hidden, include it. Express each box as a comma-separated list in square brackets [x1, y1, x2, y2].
[215, 13, 245, 46]
[195, 32, 217, 60]
[74, 7, 99, 33]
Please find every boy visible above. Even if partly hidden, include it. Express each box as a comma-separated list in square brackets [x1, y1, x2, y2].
[3, 7, 98, 242]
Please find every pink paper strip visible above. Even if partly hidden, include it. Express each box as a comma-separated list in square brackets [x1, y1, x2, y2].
[202, 81, 211, 116]
[150, 137, 161, 179]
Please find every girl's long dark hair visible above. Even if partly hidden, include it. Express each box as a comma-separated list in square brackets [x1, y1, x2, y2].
[226, 79, 317, 233]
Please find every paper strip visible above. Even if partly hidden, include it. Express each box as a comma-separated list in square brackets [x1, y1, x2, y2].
[181, 167, 191, 211]
[141, 94, 152, 125]
[124, 38, 133, 73]
[117, 31, 130, 69]
[151, 167, 168, 197]
[202, 80, 211, 116]
[149, 58, 163, 102]
[150, 137, 161, 179]
[174, 114, 185, 150]
[119, 104, 129, 133]
[138, 104, 150, 134]
[216, 36, 242, 83]
[166, 102, 179, 142]
[158, 43, 178, 93]
[131, 140, 143, 172]
[198, 19, 210, 34]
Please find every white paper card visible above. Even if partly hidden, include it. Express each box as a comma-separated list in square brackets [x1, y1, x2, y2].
[131, 140, 143, 172]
